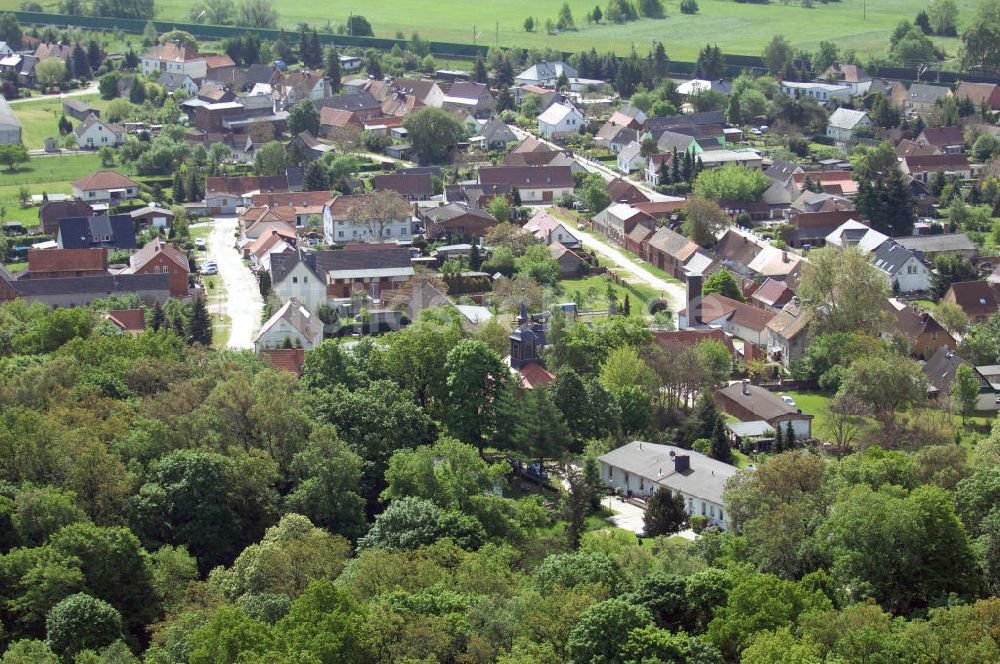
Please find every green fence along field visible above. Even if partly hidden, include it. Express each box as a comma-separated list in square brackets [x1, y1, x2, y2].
[6, 0, 977, 60]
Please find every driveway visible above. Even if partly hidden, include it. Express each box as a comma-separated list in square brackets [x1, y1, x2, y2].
[576, 229, 687, 315]
[8, 81, 99, 104]
[206, 215, 263, 349]
[601, 495, 699, 540]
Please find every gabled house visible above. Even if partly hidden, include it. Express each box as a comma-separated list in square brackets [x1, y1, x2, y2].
[716, 381, 813, 438]
[240, 206, 298, 240]
[105, 309, 147, 334]
[765, 298, 810, 368]
[274, 69, 331, 106]
[523, 210, 582, 248]
[322, 193, 414, 244]
[894, 233, 978, 263]
[606, 177, 651, 205]
[205, 174, 290, 214]
[892, 304, 955, 360]
[142, 43, 207, 79]
[443, 182, 513, 208]
[249, 191, 330, 227]
[270, 249, 328, 315]
[515, 60, 577, 88]
[900, 83, 952, 116]
[955, 82, 1000, 112]
[245, 229, 294, 271]
[72, 171, 140, 203]
[645, 227, 715, 280]
[549, 242, 587, 277]
[750, 278, 794, 312]
[74, 114, 125, 149]
[24, 248, 107, 279]
[942, 280, 1000, 324]
[819, 63, 872, 96]
[617, 141, 645, 174]
[608, 105, 647, 130]
[56, 215, 137, 251]
[537, 102, 584, 138]
[781, 80, 850, 103]
[286, 130, 335, 161]
[39, 199, 95, 236]
[596, 122, 638, 153]
[372, 172, 435, 201]
[916, 126, 966, 154]
[130, 205, 174, 229]
[253, 297, 324, 351]
[869, 240, 929, 293]
[324, 246, 415, 298]
[158, 72, 199, 95]
[477, 166, 574, 203]
[35, 42, 72, 64]
[419, 203, 497, 241]
[442, 82, 496, 118]
[124, 238, 190, 297]
[826, 108, 872, 144]
[679, 292, 776, 348]
[900, 153, 974, 182]
[591, 202, 653, 246]
[62, 99, 98, 121]
[923, 346, 992, 399]
[598, 441, 737, 529]
[478, 119, 517, 150]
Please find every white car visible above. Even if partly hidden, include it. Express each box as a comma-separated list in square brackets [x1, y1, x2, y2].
[199, 262, 218, 275]
[781, 395, 796, 407]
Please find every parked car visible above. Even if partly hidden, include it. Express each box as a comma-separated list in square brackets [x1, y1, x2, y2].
[199, 261, 217, 275]
[194, 238, 206, 250]
[781, 395, 796, 407]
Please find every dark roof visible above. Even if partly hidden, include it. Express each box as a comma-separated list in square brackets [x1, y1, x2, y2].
[325, 247, 412, 272]
[903, 153, 971, 172]
[923, 346, 988, 393]
[894, 305, 948, 338]
[58, 215, 136, 250]
[39, 199, 95, 233]
[646, 111, 724, 131]
[919, 126, 965, 147]
[10, 273, 169, 297]
[606, 177, 650, 205]
[422, 203, 496, 224]
[946, 280, 1000, 317]
[906, 83, 950, 105]
[242, 63, 277, 87]
[317, 92, 381, 111]
[372, 172, 434, 197]
[270, 249, 321, 285]
[870, 240, 918, 276]
[206, 175, 288, 196]
[894, 233, 977, 254]
[716, 382, 810, 422]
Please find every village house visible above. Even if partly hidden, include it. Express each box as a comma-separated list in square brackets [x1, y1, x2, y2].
[826, 108, 872, 144]
[942, 280, 1000, 324]
[617, 142, 645, 174]
[130, 205, 175, 230]
[286, 131, 335, 161]
[897, 83, 952, 116]
[23, 248, 107, 279]
[645, 227, 715, 280]
[444, 182, 513, 209]
[259, 348, 307, 376]
[515, 61, 578, 88]
[598, 442, 737, 529]
[204, 175, 290, 214]
[274, 70, 331, 106]
[253, 297, 324, 352]
[245, 230, 294, 271]
[955, 81, 1000, 112]
[477, 166, 574, 203]
[372, 172, 435, 201]
[123, 239, 190, 298]
[324, 246, 415, 299]
[916, 126, 966, 154]
[591, 202, 654, 246]
[39, 199, 95, 236]
[62, 99, 99, 121]
[716, 381, 813, 438]
[240, 207, 298, 241]
[442, 82, 496, 118]
[158, 72, 199, 96]
[537, 102, 585, 138]
[765, 298, 810, 368]
[894, 233, 978, 264]
[750, 278, 794, 312]
[322, 193, 415, 244]
[549, 242, 587, 278]
[141, 43, 208, 79]
[0, 267, 170, 308]
[57, 214, 136, 251]
[419, 203, 497, 241]
[869, 240, 930, 293]
[71, 171, 141, 204]
[478, 119, 517, 150]
[819, 63, 872, 96]
[679, 292, 776, 349]
[596, 123, 639, 154]
[74, 114, 125, 149]
[523, 210, 582, 248]
[892, 304, 955, 360]
[780, 80, 850, 103]
[250, 191, 330, 227]
[104, 309, 147, 335]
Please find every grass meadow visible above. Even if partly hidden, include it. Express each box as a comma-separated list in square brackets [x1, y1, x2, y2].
[2, 0, 978, 61]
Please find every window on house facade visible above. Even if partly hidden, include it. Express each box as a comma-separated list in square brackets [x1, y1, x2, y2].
[608, 466, 613, 478]
[701, 501, 706, 516]
[292, 276, 298, 283]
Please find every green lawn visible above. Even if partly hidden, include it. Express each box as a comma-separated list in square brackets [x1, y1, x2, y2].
[10, 94, 110, 150]
[779, 389, 997, 448]
[557, 273, 654, 312]
[0, 153, 108, 222]
[6, 0, 975, 61]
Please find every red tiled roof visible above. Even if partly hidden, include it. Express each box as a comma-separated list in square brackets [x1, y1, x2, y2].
[372, 172, 434, 197]
[206, 175, 288, 196]
[129, 239, 189, 273]
[320, 107, 357, 128]
[106, 308, 147, 333]
[634, 200, 685, 217]
[903, 154, 971, 171]
[680, 292, 776, 332]
[478, 166, 574, 189]
[750, 278, 793, 307]
[144, 43, 202, 63]
[652, 328, 735, 354]
[27, 247, 107, 274]
[518, 362, 555, 388]
[205, 54, 235, 69]
[73, 170, 139, 191]
[260, 348, 306, 375]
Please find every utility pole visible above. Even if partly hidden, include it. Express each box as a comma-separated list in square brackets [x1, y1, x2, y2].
[473, 24, 476, 49]
[496, 21, 499, 47]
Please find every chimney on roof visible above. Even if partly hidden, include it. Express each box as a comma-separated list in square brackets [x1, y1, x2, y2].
[782, 250, 789, 263]
[674, 454, 690, 473]
[686, 272, 703, 327]
[742, 378, 750, 396]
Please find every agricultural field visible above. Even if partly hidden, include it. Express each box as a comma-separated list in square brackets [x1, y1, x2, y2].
[4, 0, 978, 61]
